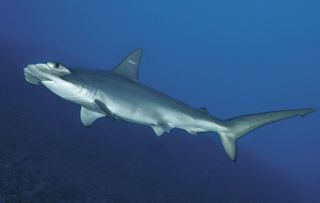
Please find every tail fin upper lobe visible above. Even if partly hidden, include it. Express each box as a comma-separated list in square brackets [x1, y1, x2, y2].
[217, 108, 316, 161]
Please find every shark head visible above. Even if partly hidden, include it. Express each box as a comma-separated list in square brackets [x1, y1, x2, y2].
[24, 62, 71, 85]
[24, 62, 95, 107]
[24, 62, 80, 101]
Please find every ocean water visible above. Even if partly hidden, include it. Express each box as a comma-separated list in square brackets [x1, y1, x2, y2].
[1, 0, 319, 202]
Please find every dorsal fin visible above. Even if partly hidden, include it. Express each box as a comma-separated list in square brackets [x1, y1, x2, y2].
[112, 49, 142, 82]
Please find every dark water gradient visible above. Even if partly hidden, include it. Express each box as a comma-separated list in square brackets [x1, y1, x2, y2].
[1, 0, 320, 202]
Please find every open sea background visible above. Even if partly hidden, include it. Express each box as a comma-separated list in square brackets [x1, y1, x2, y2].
[0, 0, 319, 202]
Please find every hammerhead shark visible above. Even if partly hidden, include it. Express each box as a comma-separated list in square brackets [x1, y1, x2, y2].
[24, 49, 316, 161]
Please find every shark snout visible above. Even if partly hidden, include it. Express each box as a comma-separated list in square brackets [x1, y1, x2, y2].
[24, 62, 72, 86]
[24, 65, 41, 85]
[24, 64, 52, 85]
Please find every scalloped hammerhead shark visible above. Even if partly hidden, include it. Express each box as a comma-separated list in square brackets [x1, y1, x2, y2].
[24, 49, 316, 161]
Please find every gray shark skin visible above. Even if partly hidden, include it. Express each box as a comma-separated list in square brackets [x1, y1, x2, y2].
[24, 49, 316, 161]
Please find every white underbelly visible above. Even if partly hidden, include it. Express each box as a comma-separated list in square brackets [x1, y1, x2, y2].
[113, 105, 157, 125]
[109, 101, 188, 128]
[42, 78, 95, 108]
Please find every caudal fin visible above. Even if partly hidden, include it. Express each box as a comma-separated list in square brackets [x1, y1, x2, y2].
[217, 108, 316, 161]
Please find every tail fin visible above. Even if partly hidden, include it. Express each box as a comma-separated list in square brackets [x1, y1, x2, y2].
[217, 108, 316, 161]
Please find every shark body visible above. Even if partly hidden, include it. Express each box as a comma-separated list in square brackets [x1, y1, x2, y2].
[24, 49, 316, 161]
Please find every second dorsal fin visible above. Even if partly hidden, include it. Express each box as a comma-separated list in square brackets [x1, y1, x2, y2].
[112, 49, 142, 82]
[199, 107, 208, 113]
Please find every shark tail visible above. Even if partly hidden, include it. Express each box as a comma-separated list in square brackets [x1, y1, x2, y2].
[216, 108, 316, 161]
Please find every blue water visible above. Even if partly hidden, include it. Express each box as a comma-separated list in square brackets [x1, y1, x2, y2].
[1, 0, 319, 202]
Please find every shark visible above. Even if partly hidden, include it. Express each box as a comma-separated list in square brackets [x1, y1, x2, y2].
[24, 49, 316, 161]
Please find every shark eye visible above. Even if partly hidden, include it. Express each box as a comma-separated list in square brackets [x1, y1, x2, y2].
[54, 62, 60, 68]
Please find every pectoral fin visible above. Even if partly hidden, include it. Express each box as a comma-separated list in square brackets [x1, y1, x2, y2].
[80, 107, 105, 127]
[94, 99, 115, 117]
